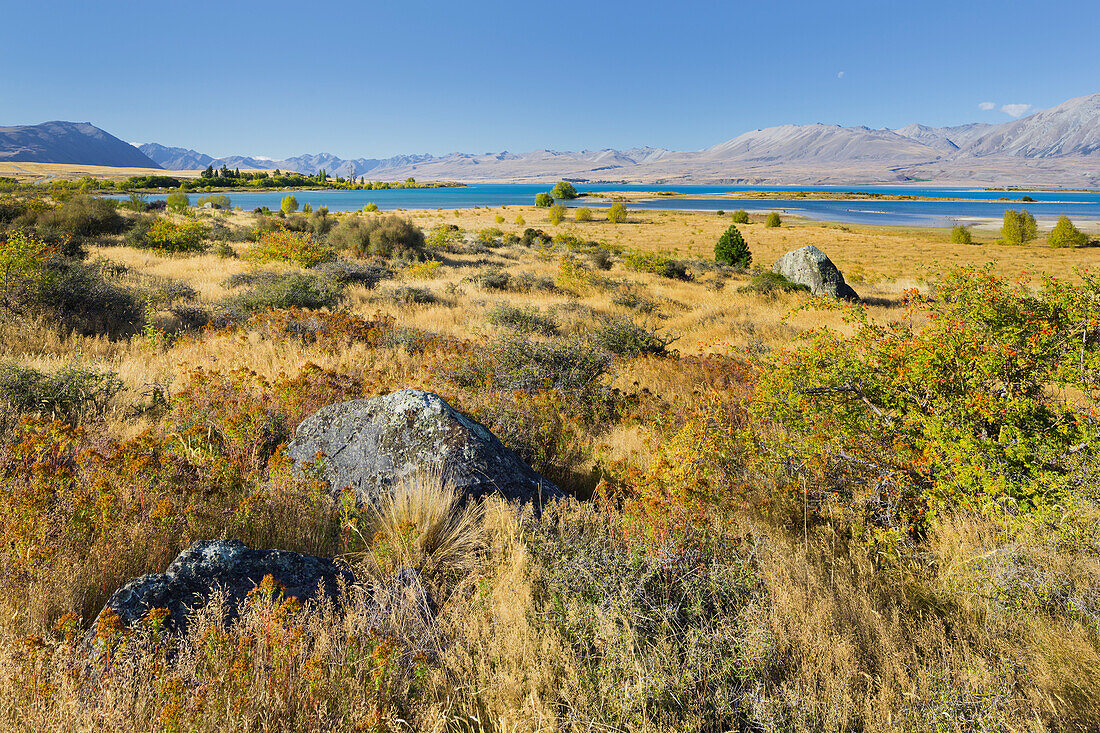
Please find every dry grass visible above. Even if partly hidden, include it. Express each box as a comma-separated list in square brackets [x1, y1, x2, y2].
[1, 204, 1099, 730]
[0, 160, 199, 183]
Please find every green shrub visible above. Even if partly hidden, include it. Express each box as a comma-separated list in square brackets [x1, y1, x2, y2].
[487, 303, 558, 336]
[731, 210, 750, 224]
[574, 207, 593, 222]
[386, 285, 436, 305]
[312, 259, 390, 287]
[714, 224, 751, 267]
[328, 215, 425, 260]
[737, 270, 811, 296]
[165, 191, 190, 212]
[133, 218, 208, 253]
[548, 204, 566, 224]
[35, 196, 124, 240]
[551, 181, 578, 200]
[624, 250, 691, 280]
[0, 363, 123, 425]
[594, 315, 678, 357]
[246, 228, 335, 267]
[40, 258, 144, 337]
[764, 212, 781, 228]
[535, 192, 553, 208]
[227, 272, 343, 312]
[607, 203, 628, 223]
[1000, 209, 1038, 244]
[363, 203, 379, 213]
[1049, 216, 1088, 248]
[951, 225, 973, 244]
[280, 195, 299, 215]
[196, 194, 231, 210]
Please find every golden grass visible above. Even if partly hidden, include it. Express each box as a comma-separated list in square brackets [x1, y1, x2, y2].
[0, 160, 199, 183]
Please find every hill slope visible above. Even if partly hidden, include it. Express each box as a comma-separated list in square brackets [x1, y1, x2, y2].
[963, 93, 1100, 158]
[0, 121, 161, 168]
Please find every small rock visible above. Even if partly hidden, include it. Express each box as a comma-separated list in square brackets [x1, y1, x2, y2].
[90, 539, 353, 638]
[772, 245, 859, 300]
[287, 390, 562, 507]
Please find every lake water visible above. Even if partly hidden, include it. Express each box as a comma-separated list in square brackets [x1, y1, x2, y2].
[112, 183, 1100, 228]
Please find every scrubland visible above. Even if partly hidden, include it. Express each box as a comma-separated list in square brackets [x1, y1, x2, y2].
[0, 192, 1098, 732]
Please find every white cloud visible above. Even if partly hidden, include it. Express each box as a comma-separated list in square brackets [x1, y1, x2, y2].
[1001, 103, 1032, 118]
[978, 101, 996, 111]
[837, 71, 845, 79]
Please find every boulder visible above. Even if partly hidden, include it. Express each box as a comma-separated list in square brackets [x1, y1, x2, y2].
[91, 539, 353, 638]
[287, 389, 562, 506]
[772, 245, 859, 300]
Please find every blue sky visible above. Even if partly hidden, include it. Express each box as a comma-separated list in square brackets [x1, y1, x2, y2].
[2, 0, 1097, 158]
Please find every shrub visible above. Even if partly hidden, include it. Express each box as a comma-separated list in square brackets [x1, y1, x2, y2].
[35, 196, 124, 239]
[329, 215, 425, 260]
[363, 202, 378, 212]
[737, 270, 811, 296]
[764, 212, 781, 228]
[403, 259, 441, 280]
[574, 207, 593, 222]
[134, 218, 208, 253]
[594, 315, 678, 357]
[196, 194, 231, 210]
[426, 223, 463, 251]
[1049, 215, 1088, 248]
[487, 303, 558, 335]
[165, 191, 190, 212]
[0, 363, 122, 425]
[280, 195, 299, 215]
[386, 285, 435, 304]
[494, 214, 505, 224]
[951, 224, 973, 244]
[551, 181, 578, 200]
[590, 247, 613, 270]
[246, 227, 335, 267]
[521, 228, 551, 246]
[624, 250, 691, 280]
[40, 258, 144, 336]
[451, 332, 611, 401]
[311, 259, 390, 287]
[613, 289, 662, 314]
[514, 214, 525, 226]
[1000, 209, 1038, 244]
[731, 209, 750, 224]
[535, 192, 553, 207]
[607, 202, 628, 223]
[548, 204, 566, 224]
[714, 224, 751, 267]
[228, 271, 343, 312]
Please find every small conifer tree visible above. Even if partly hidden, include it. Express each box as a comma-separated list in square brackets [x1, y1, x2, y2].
[715, 224, 751, 267]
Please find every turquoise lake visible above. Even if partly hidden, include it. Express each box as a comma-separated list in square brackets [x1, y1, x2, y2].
[113, 183, 1100, 228]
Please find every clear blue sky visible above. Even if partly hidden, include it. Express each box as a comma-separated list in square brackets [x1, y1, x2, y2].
[2, 0, 1097, 159]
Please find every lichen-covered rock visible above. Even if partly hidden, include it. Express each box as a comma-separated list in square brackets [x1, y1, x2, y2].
[772, 245, 859, 300]
[91, 539, 352, 637]
[287, 390, 562, 507]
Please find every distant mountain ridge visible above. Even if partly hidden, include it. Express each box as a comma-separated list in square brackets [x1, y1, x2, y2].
[7, 93, 1100, 186]
[0, 121, 160, 168]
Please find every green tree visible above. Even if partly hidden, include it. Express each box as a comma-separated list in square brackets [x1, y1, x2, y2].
[731, 210, 750, 224]
[551, 181, 578, 200]
[165, 191, 190, 212]
[1049, 215, 1088, 248]
[575, 207, 593, 222]
[535, 192, 553, 207]
[1001, 209, 1038, 244]
[281, 195, 299, 215]
[765, 212, 781, 228]
[549, 204, 566, 224]
[363, 203, 379, 212]
[608, 203, 628, 223]
[951, 225, 972, 244]
[714, 224, 751, 267]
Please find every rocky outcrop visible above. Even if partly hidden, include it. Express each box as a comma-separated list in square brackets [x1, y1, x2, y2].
[772, 245, 859, 300]
[287, 390, 562, 507]
[91, 540, 353, 638]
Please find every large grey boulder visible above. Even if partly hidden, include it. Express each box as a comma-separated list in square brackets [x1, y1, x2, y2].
[287, 389, 562, 507]
[772, 245, 859, 300]
[91, 540, 353, 638]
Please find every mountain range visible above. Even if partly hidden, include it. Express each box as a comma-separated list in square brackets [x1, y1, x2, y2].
[4, 94, 1100, 186]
